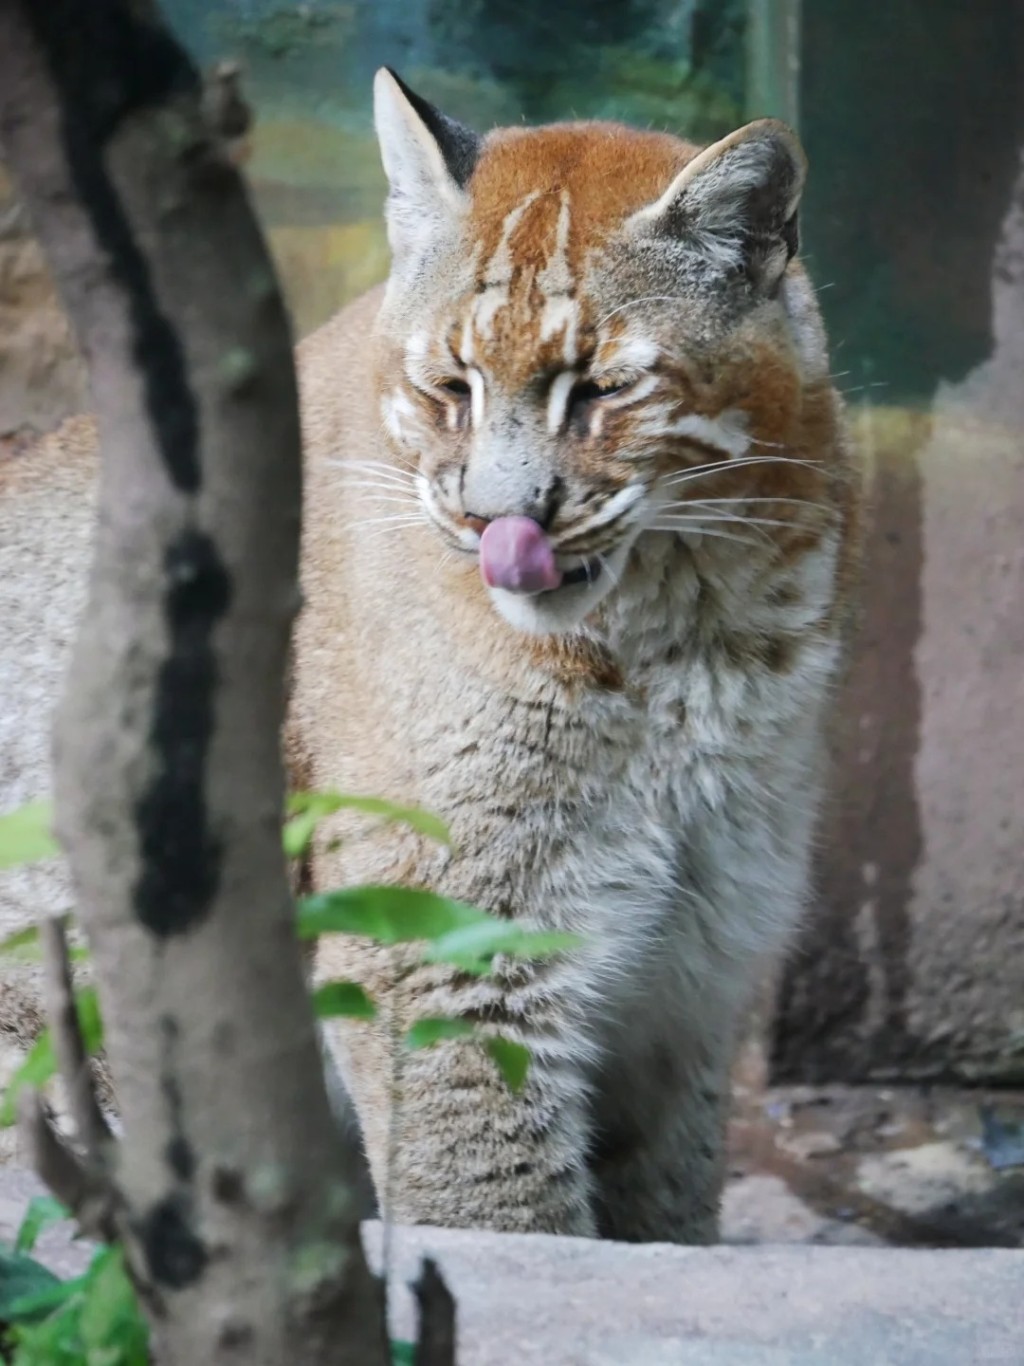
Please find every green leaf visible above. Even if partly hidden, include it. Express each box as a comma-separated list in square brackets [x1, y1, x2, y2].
[4, 1247, 149, 1364]
[14, 1197, 70, 1255]
[311, 981, 376, 1020]
[0, 924, 89, 965]
[402, 1022, 531, 1091]
[79, 1246, 148, 1361]
[0, 802, 58, 871]
[0, 926, 41, 960]
[1, 1037, 55, 1131]
[404, 1017, 475, 1050]
[0, 1247, 64, 1322]
[72, 988, 104, 1057]
[284, 790, 451, 858]
[424, 921, 582, 974]
[485, 1037, 531, 1093]
[0, 987, 104, 1128]
[390, 1342, 416, 1366]
[297, 886, 489, 946]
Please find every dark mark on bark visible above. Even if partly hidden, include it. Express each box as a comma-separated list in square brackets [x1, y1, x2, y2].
[24, 1, 203, 492]
[134, 531, 232, 936]
[159, 1016, 196, 1180]
[165, 1132, 195, 1183]
[211, 1165, 244, 1205]
[138, 1191, 208, 1290]
[217, 1320, 255, 1350]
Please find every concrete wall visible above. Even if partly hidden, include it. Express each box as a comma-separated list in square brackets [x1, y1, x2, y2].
[773, 153, 1024, 1084]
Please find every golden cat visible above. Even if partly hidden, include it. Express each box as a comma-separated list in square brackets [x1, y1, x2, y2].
[293, 71, 861, 1242]
[0, 70, 860, 1242]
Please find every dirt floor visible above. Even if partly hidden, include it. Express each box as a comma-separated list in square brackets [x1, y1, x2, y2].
[4, 1028, 1023, 1250]
[723, 1041, 1024, 1248]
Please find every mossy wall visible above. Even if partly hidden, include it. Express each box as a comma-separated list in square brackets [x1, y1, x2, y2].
[162, 0, 747, 335]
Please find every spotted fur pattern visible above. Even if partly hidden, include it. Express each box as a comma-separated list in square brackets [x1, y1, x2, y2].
[292, 69, 862, 1243]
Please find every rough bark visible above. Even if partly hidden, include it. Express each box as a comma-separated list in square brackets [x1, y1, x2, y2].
[0, 1, 392, 1360]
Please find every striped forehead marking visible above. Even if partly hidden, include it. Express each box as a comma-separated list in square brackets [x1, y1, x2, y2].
[471, 191, 538, 342]
[535, 191, 579, 364]
[468, 188, 581, 367]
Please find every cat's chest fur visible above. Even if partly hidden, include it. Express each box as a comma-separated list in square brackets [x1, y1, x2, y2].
[419, 533, 836, 984]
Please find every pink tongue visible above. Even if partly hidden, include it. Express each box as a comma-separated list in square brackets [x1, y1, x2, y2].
[479, 517, 562, 594]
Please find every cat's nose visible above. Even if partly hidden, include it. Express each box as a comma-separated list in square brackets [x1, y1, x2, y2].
[463, 475, 564, 534]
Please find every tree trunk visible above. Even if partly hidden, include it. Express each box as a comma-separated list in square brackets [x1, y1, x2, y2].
[0, 1, 391, 1359]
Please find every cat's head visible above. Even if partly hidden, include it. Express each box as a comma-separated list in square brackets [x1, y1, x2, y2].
[371, 68, 836, 636]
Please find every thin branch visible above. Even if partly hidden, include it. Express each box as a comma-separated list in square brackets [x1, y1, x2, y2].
[412, 1258, 457, 1366]
[17, 1088, 116, 1241]
[40, 914, 112, 1154]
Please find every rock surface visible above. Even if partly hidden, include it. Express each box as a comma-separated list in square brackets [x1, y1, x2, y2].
[1, 1165, 1020, 1365]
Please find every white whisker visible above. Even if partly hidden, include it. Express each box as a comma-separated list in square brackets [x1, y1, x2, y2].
[353, 514, 426, 530]
[595, 296, 685, 329]
[679, 495, 829, 513]
[657, 509, 811, 531]
[333, 484, 419, 503]
[660, 454, 822, 490]
[746, 435, 791, 451]
[654, 513, 776, 547]
[358, 520, 428, 545]
[596, 552, 622, 588]
[328, 461, 418, 488]
[648, 521, 766, 547]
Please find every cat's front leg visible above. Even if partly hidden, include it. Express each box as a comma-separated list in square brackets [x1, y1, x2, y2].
[587, 989, 737, 1245]
[324, 957, 598, 1237]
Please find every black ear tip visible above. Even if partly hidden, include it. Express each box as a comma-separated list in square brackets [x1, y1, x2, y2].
[376, 67, 482, 192]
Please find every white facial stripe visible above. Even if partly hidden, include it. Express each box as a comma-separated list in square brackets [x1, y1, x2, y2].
[547, 370, 577, 435]
[381, 389, 417, 444]
[405, 332, 430, 361]
[667, 410, 751, 459]
[537, 191, 579, 363]
[604, 374, 662, 408]
[403, 352, 429, 389]
[467, 367, 485, 429]
[559, 482, 646, 541]
[473, 284, 507, 344]
[547, 369, 661, 439]
[473, 191, 538, 341]
[460, 317, 475, 365]
[540, 295, 579, 363]
[602, 335, 660, 370]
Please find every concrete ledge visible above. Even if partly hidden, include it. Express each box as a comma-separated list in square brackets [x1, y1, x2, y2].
[2, 1168, 1020, 1363]
[374, 1225, 1023, 1364]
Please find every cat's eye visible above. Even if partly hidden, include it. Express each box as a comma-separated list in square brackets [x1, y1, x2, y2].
[439, 377, 471, 399]
[570, 379, 626, 406]
[566, 378, 628, 425]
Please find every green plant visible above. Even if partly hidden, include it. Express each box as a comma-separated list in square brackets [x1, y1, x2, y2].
[0, 794, 581, 1361]
[0, 803, 58, 872]
[1, 1199, 147, 1363]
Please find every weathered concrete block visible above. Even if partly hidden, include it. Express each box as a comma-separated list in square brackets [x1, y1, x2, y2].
[1, 1169, 1020, 1365]
[773, 156, 1024, 1084]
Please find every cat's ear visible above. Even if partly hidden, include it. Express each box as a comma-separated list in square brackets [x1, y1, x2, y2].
[373, 68, 481, 264]
[630, 119, 806, 294]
